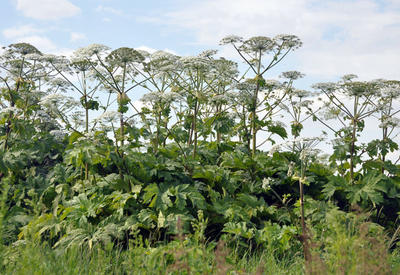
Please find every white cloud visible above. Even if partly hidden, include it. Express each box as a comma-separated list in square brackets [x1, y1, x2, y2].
[135, 45, 177, 55]
[149, 0, 400, 80]
[15, 0, 80, 20]
[15, 35, 57, 52]
[96, 5, 123, 15]
[135, 45, 157, 54]
[2, 25, 46, 39]
[70, 32, 86, 42]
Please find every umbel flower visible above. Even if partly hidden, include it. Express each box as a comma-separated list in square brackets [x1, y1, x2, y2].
[269, 136, 324, 159]
[280, 71, 305, 81]
[199, 49, 218, 58]
[219, 35, 243, 45]
[147, 50, 179, 74]
[6, 42, 42, 56]
[379, 116, 400, 128]
[74, 44, 110, 58]
[240, 36, 275, 54]
[106, 47, 145, 67]
[179, 56, 210, 71]
[95, 111, 120, 124]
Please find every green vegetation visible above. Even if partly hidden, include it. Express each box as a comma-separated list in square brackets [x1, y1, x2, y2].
[1, 37, 400, 274]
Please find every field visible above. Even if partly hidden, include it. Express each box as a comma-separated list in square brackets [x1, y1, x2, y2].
[1, 37, 400, 274]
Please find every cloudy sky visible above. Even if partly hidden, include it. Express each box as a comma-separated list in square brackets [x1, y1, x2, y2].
[1, 0, 399, 88]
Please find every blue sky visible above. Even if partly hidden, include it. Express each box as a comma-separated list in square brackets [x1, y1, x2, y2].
[1, 0, 399, 152]
[1, 0, 400, 88]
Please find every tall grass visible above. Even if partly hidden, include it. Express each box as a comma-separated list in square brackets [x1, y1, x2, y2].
[0, 240, 303, 275]
[1, 200, 400, 274]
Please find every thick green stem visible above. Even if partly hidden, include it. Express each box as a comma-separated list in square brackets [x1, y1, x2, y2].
[193, 99, 198, 158]
[251, 50, 262, 157]
[216, 104, 221, 145]
[349, 117, 357, 183]
[299, 160, 311, 268]
[83, 72, 89, 180]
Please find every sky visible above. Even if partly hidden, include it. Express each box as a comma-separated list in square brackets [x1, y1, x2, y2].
[1, 0, 399, 88]
[1, 0, 400, 152]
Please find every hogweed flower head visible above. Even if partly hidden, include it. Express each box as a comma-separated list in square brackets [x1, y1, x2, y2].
[240, 36, 274, 54]
[74, 44, 110, 58]
[147, 50, 179, 74]
[199, 49, 218, 58]
[106, 47, 145, 67]
[379, 116, 400, 128]
[273, 34, 302, 50]
[179, 56, 210, 71]
[7, 43, 41, 56]
[262, 177, 272, 191]
[341, 74, 358, 82]
[219, 35, 243, 45]
[50, 129, 66, 141]
[280, 71, 305, 81]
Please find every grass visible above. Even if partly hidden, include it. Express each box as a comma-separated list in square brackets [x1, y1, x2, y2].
[1, 190, 400, 274]
[0, 240, 303, 275]
[2, 228, 399, 275]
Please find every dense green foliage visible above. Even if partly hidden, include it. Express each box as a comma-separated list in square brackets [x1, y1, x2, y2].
[1, 37, 400, 273]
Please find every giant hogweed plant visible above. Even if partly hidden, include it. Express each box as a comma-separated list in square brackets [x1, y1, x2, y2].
[279, 71, 314, 139]
[43, 49, 109, 180]
[365, 80, 400, 172]
[140, 50, 181, 152]
[311, 75, 383, 182]
[1, 35, 400, 266]
[309, 76, 400, 226]
[0, 43, 67, 245]
[171, 54, 216, 158]
[200, 53, 239, 146]
[0, 43, 48, 152]
[220, 35, 302, 156]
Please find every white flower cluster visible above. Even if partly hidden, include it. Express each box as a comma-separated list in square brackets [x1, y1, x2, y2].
[41, 54, 68, 66]
[312, 82, 337, 92]
[380, 85, 400, 99]
[24, 53, 42, 61]
[49, 78, 71, 93]
[95, 111, 120, 124]
[0, 106, 20, 116]
[219, 35, 243, 45]
[269, 136, 324, 156]
[273, 34, 302, 49]
[40, 94, 67, 105]
[235, 81, 257, 92]
[341, 74, 358, 82]
[141, 91, 180, 105]
[211, 58, 239, 80]
[291, 89, 311, 98]
[149, 50, 179, 73]
[150, 50, 176, 61]
[74, 44, 110, 58]
[241, 36, 274, 53]
[179, 56, 210, 70]
[379, 116, 400, 128]
[135, 49, 150, 59]
[35, 110, 54, 124]
[280, 71, 305, 80]
[263, 79, 282, 90]
[209, 94, 230, 105]
[40, 94, 79, 113]
[322, 105, 343, 120]
[198, 49, 218, 58]
[262, 177, 272, 191]
[106, 47, 144, 67]
[49, 129, 66, 141]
